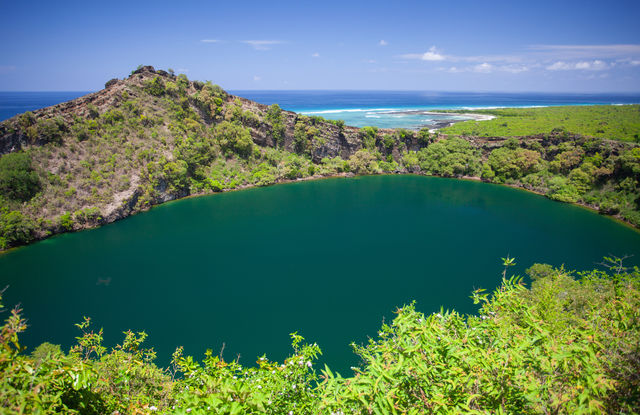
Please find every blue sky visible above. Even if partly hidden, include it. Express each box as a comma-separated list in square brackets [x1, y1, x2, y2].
[1, 0, 640, 92]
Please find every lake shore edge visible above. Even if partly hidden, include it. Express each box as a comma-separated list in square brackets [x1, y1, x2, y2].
[3, 170, 637, 255]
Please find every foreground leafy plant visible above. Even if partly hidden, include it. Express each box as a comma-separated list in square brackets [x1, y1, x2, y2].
[0, 258, 639, 413]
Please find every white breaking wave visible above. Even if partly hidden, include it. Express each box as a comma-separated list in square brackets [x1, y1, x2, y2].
[301, 107, 400, 115]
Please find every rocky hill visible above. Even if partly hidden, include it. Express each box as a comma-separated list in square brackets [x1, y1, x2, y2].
[0, 66, 639, 250]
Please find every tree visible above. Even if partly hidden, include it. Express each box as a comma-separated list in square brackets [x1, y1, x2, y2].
[0, 209, 36, 248]
[0, 152, 41, 201]
[215, 121, 253, 158]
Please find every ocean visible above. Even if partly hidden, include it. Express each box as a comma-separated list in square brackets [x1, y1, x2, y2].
[0, 91, 91, 123]
[2, 90, 639, 129]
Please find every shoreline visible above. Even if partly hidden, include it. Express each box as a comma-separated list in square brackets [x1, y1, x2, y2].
[3, 170, 637, 255]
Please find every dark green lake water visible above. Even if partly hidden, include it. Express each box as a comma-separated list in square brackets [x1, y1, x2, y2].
[1, 175, 639, 373]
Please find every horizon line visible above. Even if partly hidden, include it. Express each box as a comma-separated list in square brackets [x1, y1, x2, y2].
[2, 89, 640, 95]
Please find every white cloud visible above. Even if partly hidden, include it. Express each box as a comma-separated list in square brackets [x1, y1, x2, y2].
[365, 59, 376, 64]
[500, 64, 530, 73]
[529, 44, 640, 59]
[399, 46, 446, 61]
[241, 40, 285, 50]
[546, 60, 610, 71]
[398, 43, 637, 76]
[200, 39, 221, 43]
[472, 63, 493, 73]
[379, 40, 388, 46]
[253, 75, 261, 81]
[421, 46, 445, 61]
[444, 63, 530, 74]
[311, 52, 320, 58]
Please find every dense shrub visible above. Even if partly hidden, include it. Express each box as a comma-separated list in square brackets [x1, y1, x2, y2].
[415, 137, 481, 177]
[0, 152, 41, 201]
[0, 209, 36, 248]
[144, 76, 166, 96]
[486, 146, 542, 183]
[0, 259, 638, 413]
[266, 104, 286, 148]
[215, 121, 253, 158]
[359, 126, 378, 150]
[36, 118, 64, 144]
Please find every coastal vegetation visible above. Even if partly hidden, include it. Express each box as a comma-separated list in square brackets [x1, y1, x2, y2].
[1, 257, 639, 413]
[0, 66, 639, 251]
[439, 105, 640, 142]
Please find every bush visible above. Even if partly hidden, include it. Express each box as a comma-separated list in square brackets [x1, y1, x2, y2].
[416, 137, 481, 177]
[0, 260, 638, 413]
[359, 126, 378, 150]
[143, 76, 165, 96]
[293, 120, 311, 156]
[266, 104, 286, 148]
[348, 149, 380, 174]
[36, 118, 64, 144]
[0, 209, 36, 248]
[58, 211, 74, 231]
[215, 121, 254, 158]
[487, 146, 541, 182]
[0, 152, 41, 201]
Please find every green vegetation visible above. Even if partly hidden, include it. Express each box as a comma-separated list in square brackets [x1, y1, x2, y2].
[265, 104, 285, 148]
[0, 152, 41, 201]
[440, 105, 640, 142]
[400, 134, 640, 226]
[404, 136, 481, 177]
[1, 257, 639, 413]
[0, 66, 639, 251]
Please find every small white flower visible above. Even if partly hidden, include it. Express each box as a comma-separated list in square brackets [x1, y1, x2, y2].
[257, 385, 262, 389]
[289, 411, 293, 415]
[306, 361, 312, 368]
[186, 409, 192, 414]
[292, 384, 296, 389]
[233, 376, 237, 379]
[149, 406, 158, 412]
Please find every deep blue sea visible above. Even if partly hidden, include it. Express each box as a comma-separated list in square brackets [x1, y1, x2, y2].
[0, 92, 91, 123]
[2, 90, 640, 129]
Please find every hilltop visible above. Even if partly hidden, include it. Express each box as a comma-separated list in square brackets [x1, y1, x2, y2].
[0, 66, 639, 250]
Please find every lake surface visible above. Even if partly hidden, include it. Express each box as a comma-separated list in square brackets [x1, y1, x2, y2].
[1, 175, 639, 372]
